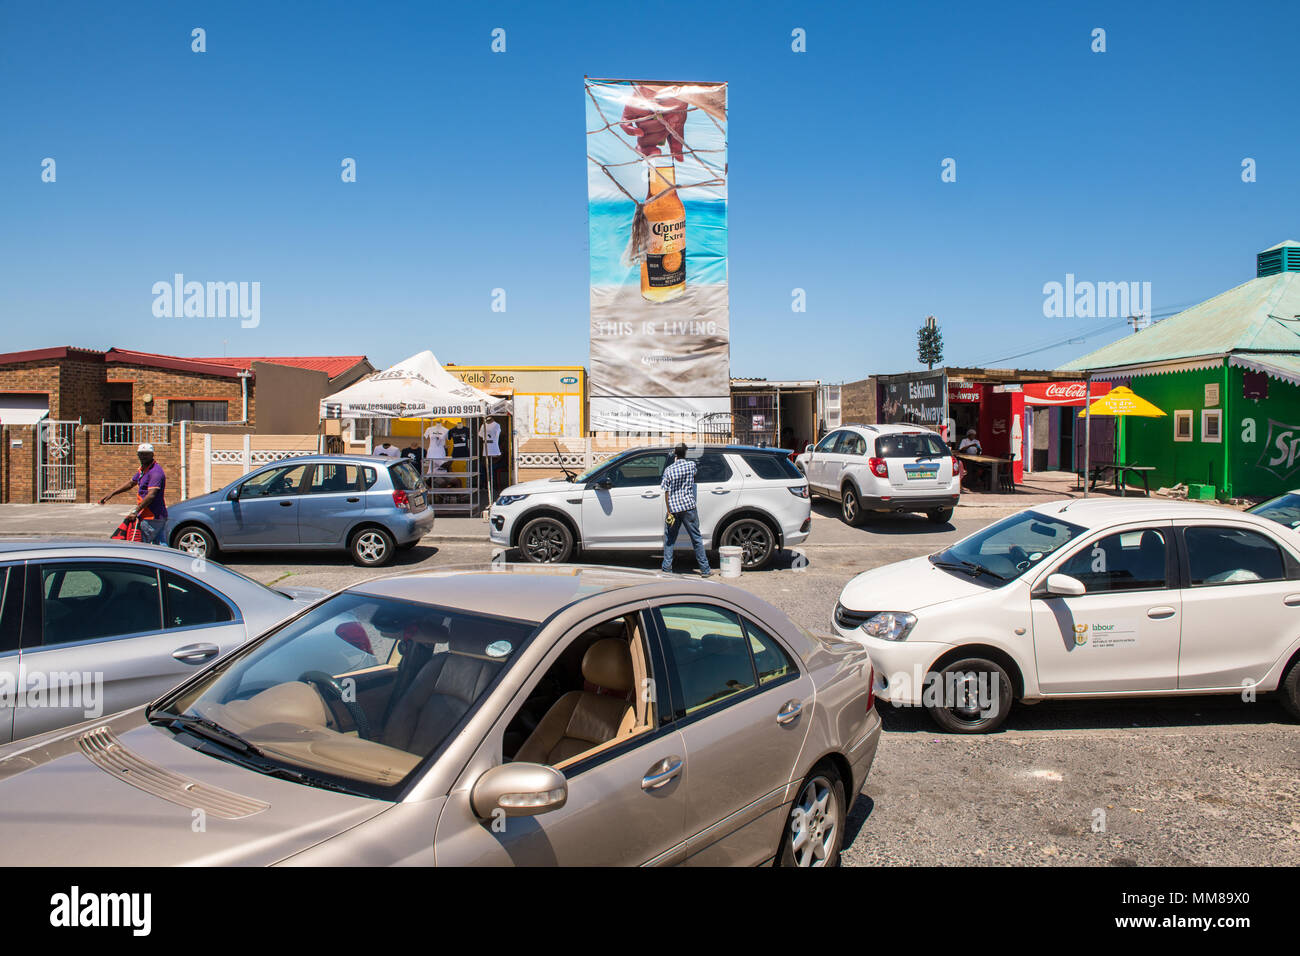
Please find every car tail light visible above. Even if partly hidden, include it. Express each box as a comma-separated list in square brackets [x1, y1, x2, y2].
[866, 661, 875, 712]
[868, 457, 888, 478]
[788, 484, 810, 498]
[392, 490, 411, 512]
[951, 456, 960, 475]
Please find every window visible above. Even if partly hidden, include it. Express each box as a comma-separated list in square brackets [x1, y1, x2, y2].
[169, 400, 229, 423]
[501, 614, 652, 769]
[40, 563, 162, 645]
[1057, 529, 1168, 593]
[839, 433, 868, 456]
[694, 453, 733, 483]
[1173, 410, 1193, 442]
[1185, 526, 1286, 586]
[658, 604, 756, 715]
[741, 453, 802, 480]
[608, 452, 670, 487]
[1248, 492, 1300, 530]
[388, 460, 424, 491]
[306, 463, 361, 494]
[361, 466, 378, 489]
[744, 620, 796, 684]
[935, 510, 1086, 582]
[1201, 409, 1222, 443]
[813, 431, 845, 454]
[876, 432, 949, 458]
[163, 571, 234, 628]
[240, 464, 309, 497]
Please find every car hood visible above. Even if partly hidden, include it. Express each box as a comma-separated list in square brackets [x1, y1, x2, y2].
[171, 488, 230, 511]
[498, 476, 580, 498]
[839, 555, 992, 614]
[0, 710, 391, 866]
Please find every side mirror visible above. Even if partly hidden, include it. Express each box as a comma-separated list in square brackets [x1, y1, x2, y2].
[593, 476, 613, 490]
[804, 444, 814, 455]
[1044, 573, 1086, 597]
[227, 485, 241, 501]
[471, 762, 568, 820]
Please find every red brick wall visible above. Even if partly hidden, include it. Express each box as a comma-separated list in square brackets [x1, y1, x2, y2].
[60, 358, 110, 423]
[105, 363, 249, 425]
[1, 425, 38, 503]
[0, 360, 67, 419]
[87, 434, 182, 506]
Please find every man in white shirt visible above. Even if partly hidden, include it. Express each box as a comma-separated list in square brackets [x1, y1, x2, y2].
[958, 429, 982, 454]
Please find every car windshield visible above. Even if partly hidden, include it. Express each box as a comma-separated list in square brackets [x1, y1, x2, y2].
[1248, 492, 1300, 529]
[575, 449, 635, 483]
[931, 510, 1086, 584]
[149, 592, 536, 798]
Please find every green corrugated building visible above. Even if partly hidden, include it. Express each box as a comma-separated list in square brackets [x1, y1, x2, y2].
[1060, 241, 1300, 499]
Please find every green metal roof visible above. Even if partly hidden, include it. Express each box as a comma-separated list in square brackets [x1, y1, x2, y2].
[1059, 269, 1300, 372]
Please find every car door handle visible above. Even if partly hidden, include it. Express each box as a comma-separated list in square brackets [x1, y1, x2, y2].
[1285, 594, 1300, 607]
[1146, 606, 1176, 620]
[279, 500, 293, 507]
[776, 698, 804, 724]
[641, 491, 660, 499]
[641, 756, 683, 791]
[711, 489, 730, 495]
[346, 496, 360, 503]
[172, 643, 220, 664]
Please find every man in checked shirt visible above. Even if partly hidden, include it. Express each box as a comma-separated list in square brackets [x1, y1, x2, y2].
[660, 443, 712, 577]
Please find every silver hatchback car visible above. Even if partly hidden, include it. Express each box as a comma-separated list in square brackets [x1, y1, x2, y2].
[0, 565, 880, 866]
[0, 541, 323, 744]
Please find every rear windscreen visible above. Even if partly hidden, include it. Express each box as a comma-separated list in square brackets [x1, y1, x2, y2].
[741, 453, 802, 480]
[388, 460, 424, 491]
[875, 433, 949, 458]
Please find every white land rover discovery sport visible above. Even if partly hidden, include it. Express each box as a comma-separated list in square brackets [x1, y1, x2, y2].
[489, 445, 812, 570]
[796, 423, 961, 526]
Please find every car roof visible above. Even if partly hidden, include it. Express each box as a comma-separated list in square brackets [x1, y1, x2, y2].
[839, 423, 941, 436]
[0, 538, 192, 557]
[604, 445, 792, 455]
[349, 564, 740, 625]
[1030, 497, 1266, 529]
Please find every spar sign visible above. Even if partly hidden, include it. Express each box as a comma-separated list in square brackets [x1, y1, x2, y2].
[1022, 382, 1113, 407]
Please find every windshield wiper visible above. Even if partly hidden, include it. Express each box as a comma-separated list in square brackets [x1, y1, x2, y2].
[929, 556, 1007, 582]
[553, 440, 576, 482]
[154, 711, 266, 758]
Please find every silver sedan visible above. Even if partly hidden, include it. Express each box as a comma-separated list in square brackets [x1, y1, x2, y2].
[0, 564, 880, 866]
[0, 539, 324, 744]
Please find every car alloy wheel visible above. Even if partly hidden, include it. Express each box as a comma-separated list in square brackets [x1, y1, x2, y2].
[175, 526, 214, 557]
[841, 486, 864, 526]
[723, 518, 774, 570]
[926, 657, 1014, 734]
[788, 774, 840, 867]
[520, 517, 573, 563]
[351, 529, 392, 567]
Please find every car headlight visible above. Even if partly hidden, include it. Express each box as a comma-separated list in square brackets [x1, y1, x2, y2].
[495, 494, 529, 507]
[862, 611, 917, 641]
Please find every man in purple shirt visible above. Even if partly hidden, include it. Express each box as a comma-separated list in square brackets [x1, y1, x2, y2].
[100, 443, 168, 545]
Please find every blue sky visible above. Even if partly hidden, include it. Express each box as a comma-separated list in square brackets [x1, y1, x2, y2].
[2, 0, 1296, 380]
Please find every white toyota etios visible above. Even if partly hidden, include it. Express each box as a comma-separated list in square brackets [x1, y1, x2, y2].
[834, 499, 1300, 732]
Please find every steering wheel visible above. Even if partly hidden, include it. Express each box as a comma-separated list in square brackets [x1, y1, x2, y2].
[299, 670, 372, 740]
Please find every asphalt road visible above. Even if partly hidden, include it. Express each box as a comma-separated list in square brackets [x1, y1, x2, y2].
[215, 505, 1300, 867]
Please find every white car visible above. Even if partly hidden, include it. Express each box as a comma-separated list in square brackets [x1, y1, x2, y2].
[489, 445, 811, 571]
[796, 424, 961, 526]
[833, 498, 1300, 732]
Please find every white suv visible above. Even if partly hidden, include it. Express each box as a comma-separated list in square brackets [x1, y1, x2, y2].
[488, 445, 811, 570]
[796, 424, 960, 526]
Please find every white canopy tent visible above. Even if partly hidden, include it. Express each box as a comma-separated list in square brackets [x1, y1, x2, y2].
[320, 350, 512, 507]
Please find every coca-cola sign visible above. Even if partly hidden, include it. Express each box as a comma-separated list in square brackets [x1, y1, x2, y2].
[1022, 381, 1112, 406]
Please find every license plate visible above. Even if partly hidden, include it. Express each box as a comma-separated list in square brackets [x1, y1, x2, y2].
[903, 463, 939, 480]
[411, 493, 427, 510]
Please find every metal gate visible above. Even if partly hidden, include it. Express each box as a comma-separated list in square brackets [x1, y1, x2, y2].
[698, 411, 734, 443]
[38, 419, 79, 502]
[732, 391, 778, 447]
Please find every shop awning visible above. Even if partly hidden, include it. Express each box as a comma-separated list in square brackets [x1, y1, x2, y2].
[0, 394, 50, 426]
[321, 350, 511, 419]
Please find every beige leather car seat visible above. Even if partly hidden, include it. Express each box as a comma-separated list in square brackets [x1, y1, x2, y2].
[381, 632, 503, 755]
[514, 638, 635, 766]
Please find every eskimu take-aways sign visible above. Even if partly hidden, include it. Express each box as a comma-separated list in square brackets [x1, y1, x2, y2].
[585, 78, 729, 432]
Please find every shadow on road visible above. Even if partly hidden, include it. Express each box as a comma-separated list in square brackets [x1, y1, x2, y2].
[875, 693, 1295, 735]
[214, 545, 441, 568]
[811, 501, 953, 534]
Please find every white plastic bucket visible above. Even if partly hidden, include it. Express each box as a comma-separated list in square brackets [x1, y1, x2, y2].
[719, 546, 744, 578]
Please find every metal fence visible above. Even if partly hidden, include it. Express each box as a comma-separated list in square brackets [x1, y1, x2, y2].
[101, 422, 171, 445]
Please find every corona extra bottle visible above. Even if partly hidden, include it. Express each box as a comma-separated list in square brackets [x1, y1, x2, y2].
[640, 154, 686, 302]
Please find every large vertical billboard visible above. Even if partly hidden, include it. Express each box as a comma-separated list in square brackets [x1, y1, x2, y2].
[585, 78, 728, 432]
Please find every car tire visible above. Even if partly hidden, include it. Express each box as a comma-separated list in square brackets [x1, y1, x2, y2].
[841, 484, 865, 527]
[719, 517, 776, 570]
[350, 527, 396, 567]
[776, 763, 847, 867]
[926, 657, 1014, 734]
[927, 507, 954, 524]
[172, 524, 217, 558]
[1279, 658, 1300, 720]
[518, 516, 575, 564]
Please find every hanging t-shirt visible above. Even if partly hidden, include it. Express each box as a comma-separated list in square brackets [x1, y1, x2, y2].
[375, 443, 401, 458]
[447, 425, 471, 458]
[423, 423, 449, 461]
[479, 421, 502, 457]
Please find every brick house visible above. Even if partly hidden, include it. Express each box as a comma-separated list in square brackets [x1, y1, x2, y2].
[0, 347, 373, 503]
